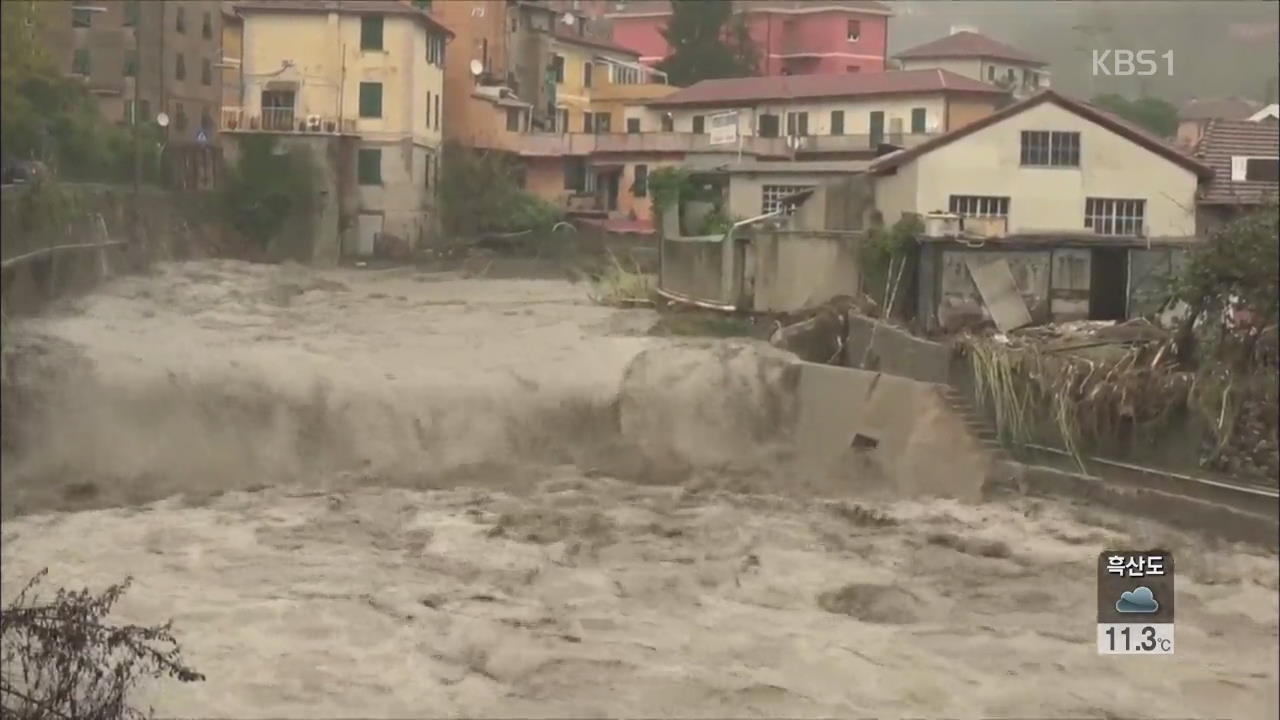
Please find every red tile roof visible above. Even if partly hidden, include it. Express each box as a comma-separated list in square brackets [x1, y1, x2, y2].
[869, 90, 1213, 179]
[646, 69, 1005, 108]
[895, 31, 1045, 67]
[232, 1, 453, 37]
[1194, 119, 1279, 205]
[552, 26, 641, 57]
[1179, 97, 1263, 122]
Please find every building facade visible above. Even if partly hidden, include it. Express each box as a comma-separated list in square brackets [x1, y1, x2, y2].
[223, 0, 451, 258]
[37, 0, 224, 142]
[894, 30, 1049, 100]
[1192, 118, 1280, 236]
[598, 0, 893, 76]
[868, 90, 1212, 330]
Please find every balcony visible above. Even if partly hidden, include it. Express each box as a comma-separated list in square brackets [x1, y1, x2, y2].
[221, 107, 356, 134]
[512, 132, 794, 158]
[782, 132, 939, 154]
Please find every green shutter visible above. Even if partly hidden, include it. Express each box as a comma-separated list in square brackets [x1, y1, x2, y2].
[911, 108, 927, 134]
[358, 149, 382, 185]
[361, 16, 384, 51]
[359, 82, 382, 118]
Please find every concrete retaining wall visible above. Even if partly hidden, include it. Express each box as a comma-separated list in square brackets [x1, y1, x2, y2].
[843, 312, 955, 384]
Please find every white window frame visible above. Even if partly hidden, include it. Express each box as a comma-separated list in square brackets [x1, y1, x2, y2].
[1085, 197, 1146, 237]
[949, 195, 1010, 218]
[762, 184, 814, 215]
[1021, 130, 1080, 167]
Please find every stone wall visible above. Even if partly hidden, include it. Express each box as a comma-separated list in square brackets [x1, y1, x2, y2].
[1, 183, 227, 315]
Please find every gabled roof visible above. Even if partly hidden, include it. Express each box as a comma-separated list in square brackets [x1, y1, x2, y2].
[1194, 119, 1280, 205]
[232, 1, 453, 37]
[1178, 97, 1262, 122]
[646, 69, 1004, 108]
[868, 89, 1213, 179]
[895, 31, 1046, 67]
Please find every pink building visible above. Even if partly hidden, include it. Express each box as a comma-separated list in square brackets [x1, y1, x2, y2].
[591, 0, 892, 77]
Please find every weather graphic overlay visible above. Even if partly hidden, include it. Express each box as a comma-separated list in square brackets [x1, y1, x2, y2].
[1097, 550, 1175, 655]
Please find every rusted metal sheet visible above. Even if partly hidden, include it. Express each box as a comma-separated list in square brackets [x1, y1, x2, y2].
[965, 257, 1033, 332]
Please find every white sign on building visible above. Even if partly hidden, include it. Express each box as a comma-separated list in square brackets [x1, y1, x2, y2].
[708, 111, 739, 145]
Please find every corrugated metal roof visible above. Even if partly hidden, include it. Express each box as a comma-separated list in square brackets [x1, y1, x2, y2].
[646, 69, 1004, 108]
[895, 31, 1045, 66]
[1194, 119, 1280, 205]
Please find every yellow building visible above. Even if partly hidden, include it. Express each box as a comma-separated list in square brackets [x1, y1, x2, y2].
[224, 0, 451, 255]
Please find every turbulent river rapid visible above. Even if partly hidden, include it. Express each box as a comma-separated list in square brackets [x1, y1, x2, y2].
[1, 260, 1276, 718]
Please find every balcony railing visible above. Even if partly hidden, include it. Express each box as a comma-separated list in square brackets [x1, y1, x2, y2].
[510, 132, 793, 157]
[221, 107, 355, 134]
[782, 132, 939, 153]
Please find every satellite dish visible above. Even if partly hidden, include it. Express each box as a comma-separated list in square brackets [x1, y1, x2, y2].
[156, 112, 170, 127]
[469, 59, 483, 77]
[561, 12, 575, 25]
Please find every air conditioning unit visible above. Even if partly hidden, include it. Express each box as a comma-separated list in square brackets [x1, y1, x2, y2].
[923, 212, 962, 237]
[306, 114, 322, 131]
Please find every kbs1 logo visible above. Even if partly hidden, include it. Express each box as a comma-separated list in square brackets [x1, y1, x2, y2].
[1092, 49, 1174, 77]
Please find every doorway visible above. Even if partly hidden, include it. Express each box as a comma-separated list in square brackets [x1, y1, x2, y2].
[604, 171, 620, 212]
[352, 213, 383, 257]
[1089, 247, 1129, 320]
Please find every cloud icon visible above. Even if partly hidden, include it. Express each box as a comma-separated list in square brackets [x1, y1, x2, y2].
[1116, 586, 1159, 613]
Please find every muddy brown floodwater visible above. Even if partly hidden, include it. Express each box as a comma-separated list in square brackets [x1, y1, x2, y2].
[1, 260, 1277, 719]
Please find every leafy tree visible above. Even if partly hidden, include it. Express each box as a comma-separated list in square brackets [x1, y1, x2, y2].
[1091, 94, 1179, 138]
[656, 0, 759, 87]
[220, 135, 317, 252]
[438, 142, 562, 237]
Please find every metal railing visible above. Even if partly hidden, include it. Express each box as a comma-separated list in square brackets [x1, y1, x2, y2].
[221, 107, 355, 134]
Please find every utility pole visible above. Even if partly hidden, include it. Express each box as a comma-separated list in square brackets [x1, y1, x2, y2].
[132, 1, 142, 243]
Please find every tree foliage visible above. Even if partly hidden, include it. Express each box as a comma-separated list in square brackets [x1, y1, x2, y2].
[220, 135, 318, 252]
[1, 1, 159, 181]
[656, 0, 759, 87]
[439, 142, 562, 237]
[1, 569, 204, 719]
[1090, 94, 1180, 138]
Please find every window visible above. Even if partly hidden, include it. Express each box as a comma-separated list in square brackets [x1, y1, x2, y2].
[758, 113, 779, 137]
[911, 107, 927, 133]
[1021, 130, 1080, 167]
[124, 50, 137, 77]
[1085, 198, 1145, 236]
[361, 15, 384, 51]
[869, 110, 884, 144]
[830, 110, 844, 136]
[359, 82, 383, 118]
[426, 90, 432, 127]
[125, 100, 152, 125]
[847, 20, 861, 41]
[583, 61, 593, 88]
[72, 49, 90, 76]
[202, 11, 212, 39]
[786, 111, 809, 136]
[949, 195, 1010, 218]
[174, 102, 188, 131]
[482, 39, 488, 70]
[434, 94, 440, 129]
[762, 185, 814, 215]
[1231, 156, 1280, 182]
[427, 34, 445, 65]
[424, 153, 432, 189]
[583, 112, 594, 133]
[201, 58, 212, 85]
[565, 157, 586, 191]
[661, 113, 674, 132]
[506, 107, 522, 132]
[511, 14, 518, 32]
[358, 148, 382, 185]
[200, 109, 213, 131]
[175, 6, 185, 33]
[1025, 69, 1038, 88]
[72, 7, 93, 27]
[692, 115, 705, 134]
[175, 53, 186, 81]
[123, 1, 139, 27]
[552, 55, 565, 83]
[626, 117, 641, 134]
[987, 65, 995, 81]
[633, 164, 648, 197]
[595, 113, 611, 133]
[557, 108, 570, 133]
